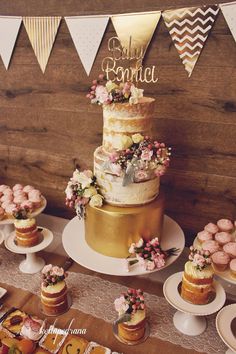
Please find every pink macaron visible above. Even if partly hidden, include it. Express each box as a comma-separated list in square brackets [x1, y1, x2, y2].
[215, 232, 232, 246]
[23, 185, 35, 193]
[223, 242, 236, 258]
[0, 194, 13, 203]
[217, 219, 234, 232]
[202, 240, 220, 254]
[229, 259, 236, 277]
[4, 203, 17, 214]
[0, 185, 10, 193]
[204, 222, 219, 234]
[197, 230, 213, 243]
[12, 184, 23, 192]
[211, 251, 230, 271]
[20, 200, 34, 212]
[13, 190, 27, 198]
[2, 189, 13, 196]
[13, 195, 27, 205]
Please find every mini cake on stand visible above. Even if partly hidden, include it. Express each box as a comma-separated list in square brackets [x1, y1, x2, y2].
[181, 247, 214, 305]
[113, 288, 148, 344]
[14, 218, 40, 247]
[40, 264, 69, 316]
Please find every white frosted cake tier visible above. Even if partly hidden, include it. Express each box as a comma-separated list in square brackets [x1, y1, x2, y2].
[94, 147, 159, 206]
[102, 97, 155, 152]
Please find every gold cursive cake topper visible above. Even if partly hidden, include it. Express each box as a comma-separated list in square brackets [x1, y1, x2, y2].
[101, 36, 158, 83]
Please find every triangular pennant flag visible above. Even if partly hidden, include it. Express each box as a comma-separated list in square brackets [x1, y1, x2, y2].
[65, 16, 109, 76]
[111, 12, 161, 62]
[163, 6, 219, 77]
[23, 16, 61, 73]
[220, 2, 236, 43]
[0, 16, 22, 69]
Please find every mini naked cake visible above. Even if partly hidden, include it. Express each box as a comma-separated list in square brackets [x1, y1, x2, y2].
[14, 218, 40, 247]
[114, 288, 146, 342]
[181, 247, 214, 305]
[41, 264, 68, 316]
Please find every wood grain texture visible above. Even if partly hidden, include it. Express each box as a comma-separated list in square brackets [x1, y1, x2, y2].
[0, 0, 235, 243]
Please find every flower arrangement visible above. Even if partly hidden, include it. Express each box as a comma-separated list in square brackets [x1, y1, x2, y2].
[65, 169, 103, 219]
[124, 237, 179, 272]
[13, 207, 29, 220]
[189, 246, 211, 270]
[114, 288, 145, 323]
[41, 264, 67, 287]
[87, 74, 144, 105]
[106, 134, 171, 185]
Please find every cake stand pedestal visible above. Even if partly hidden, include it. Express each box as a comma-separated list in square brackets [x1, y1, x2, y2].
[163, 272, 226, 336]
[62, 215, 185, 276]
[216, 304, 236, 354]
[4, 227, 53, 274]
[0, 197, 47, 239]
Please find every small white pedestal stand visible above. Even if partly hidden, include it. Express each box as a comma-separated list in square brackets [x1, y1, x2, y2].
[0, 197, 47, 239]
[216, 304, 236, 354]
[4, 227, 53, 274]
[163, 272, 226, 336]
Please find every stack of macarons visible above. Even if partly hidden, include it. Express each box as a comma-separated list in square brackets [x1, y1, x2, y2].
[0, 184, 44, 220]
[197, 219, 236, 278]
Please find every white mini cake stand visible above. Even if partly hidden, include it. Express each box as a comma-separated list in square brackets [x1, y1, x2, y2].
[216, 304, 236, 354]
[4, 227, 53, 274]
[163, 272, 226, 336]
[0, 197, 47, 239]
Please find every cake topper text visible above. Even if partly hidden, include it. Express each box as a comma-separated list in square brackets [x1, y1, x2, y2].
[101, 37, 158, 83]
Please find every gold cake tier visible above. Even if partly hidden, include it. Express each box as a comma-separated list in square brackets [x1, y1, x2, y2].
[84, 192, 164, 258]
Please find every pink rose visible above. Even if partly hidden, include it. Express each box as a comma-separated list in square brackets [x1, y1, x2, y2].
[109, 152, 119, 163]
[52, 266, 64, 277]
[110, 163, 122, 176]
[95, 85, 110, 104]
[141, 149, 153, 161]
[153, 254, 165, 268]
[192, 254, 206, 268]
[146, 260, 156, 271]
[42, 264, 53, 274]
[135, 169, 148, 181]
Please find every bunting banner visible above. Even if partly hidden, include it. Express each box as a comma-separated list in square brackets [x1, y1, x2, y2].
[23, 16, 61, 73]
[0, 16, 22, 69]
[162, 6, 219, 77]
[111, 12, 161, 65]
[220, 2, 236, 43]
[65, 15, 109, 76]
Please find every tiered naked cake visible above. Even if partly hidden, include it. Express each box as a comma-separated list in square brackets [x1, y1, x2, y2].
[83, 80, 170, 258]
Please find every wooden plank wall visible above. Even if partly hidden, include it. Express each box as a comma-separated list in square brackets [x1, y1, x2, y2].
[0, 0, 235, 243]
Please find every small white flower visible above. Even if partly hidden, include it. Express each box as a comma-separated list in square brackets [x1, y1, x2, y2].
[129, 85, 144, 104]
[114, 296, 129, 315]
[83, 186, 97, 198]
[129, 243, 136, 254]
[89, 194, 103, 207]
[136, 238, 144, 248]
[42, 264, 53, 274]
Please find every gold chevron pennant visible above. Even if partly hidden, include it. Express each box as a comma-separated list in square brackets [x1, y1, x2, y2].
[111, 12, 161, 64]
[163, 6, 219, 77]
[23, 16, 61, 73]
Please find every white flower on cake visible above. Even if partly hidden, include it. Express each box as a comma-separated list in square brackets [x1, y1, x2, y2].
[132, 133, 144, 144]
[129, 85, 144, 104]
[83, 186, 97, 198]
[89, 194, 103, 207]
[94, 85, 111, 104]
[136, 238, 144, 248]
[65, 182, 73, 199]
[52, 266, 65, 277]
[141, 149, 153, 161]
[42, 264, 53, 274]
[115, 135, 133, 151]
[114, 296, 129, 315]
[105, 80, 118, 92]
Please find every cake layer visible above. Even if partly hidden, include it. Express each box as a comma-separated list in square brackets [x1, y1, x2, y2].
[41, 281, 66, 298]
[181, 286, 211, 305]
[84, 194, 164, 258]
[94, 147, 159, 206]
[102, 97, 155, 152]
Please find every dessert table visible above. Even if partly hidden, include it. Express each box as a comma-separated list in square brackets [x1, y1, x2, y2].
[0, 213, 233, 354]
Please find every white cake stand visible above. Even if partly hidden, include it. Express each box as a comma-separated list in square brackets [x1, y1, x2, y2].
[216, 304, 236, 354]
[62, 215, 185, 276]
[4, 227, 53, 274]
[163, 272, 226, 336]
[0, 196, 47, 239]
[0, 230, 4, 246]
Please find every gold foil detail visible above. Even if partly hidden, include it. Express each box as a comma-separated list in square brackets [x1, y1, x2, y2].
[85, 193, 164, 258]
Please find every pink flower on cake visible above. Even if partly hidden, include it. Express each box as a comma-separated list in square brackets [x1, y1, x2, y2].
[95, 85, 110, 104]
[42, 264, 53, 274]
[52, 266, 64, 277]
[110, 163, 122, 176]
[114, 296, 129, 315]
[141, 149, 153, 161]
[192, 253, 207, 268]
[89, 194, 103, 207]
[153, 254, 165, 268]
[109, 152, 119, 163]
[135, 169, 148, 181]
